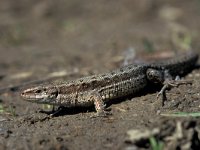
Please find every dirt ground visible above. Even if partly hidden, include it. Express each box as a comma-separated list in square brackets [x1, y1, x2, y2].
[1, 0, 200, 150]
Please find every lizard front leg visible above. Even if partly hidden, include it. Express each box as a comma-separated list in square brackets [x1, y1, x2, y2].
[86, 91, 111, 116]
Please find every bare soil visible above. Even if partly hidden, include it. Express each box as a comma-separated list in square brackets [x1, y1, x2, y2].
[1, 0, 200, 149]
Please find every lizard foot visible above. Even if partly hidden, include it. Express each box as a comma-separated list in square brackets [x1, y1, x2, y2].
[157, 79, 193, 106]
[90, 110, 112, 118]
[48, 106, 64, 117]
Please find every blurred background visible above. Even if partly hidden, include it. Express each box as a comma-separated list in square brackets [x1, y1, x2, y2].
[0, 0, 200, 84]
[1, 1, 200, 149]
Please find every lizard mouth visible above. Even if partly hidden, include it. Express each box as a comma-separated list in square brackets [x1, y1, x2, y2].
[21, 88, 47, 101]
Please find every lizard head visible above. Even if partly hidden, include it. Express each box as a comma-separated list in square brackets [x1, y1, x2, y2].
[21, 86, 59, 104]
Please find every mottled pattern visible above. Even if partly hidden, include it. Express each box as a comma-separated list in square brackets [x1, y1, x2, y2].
[21, 52, 199, 113]
[55, 65, 149, 107]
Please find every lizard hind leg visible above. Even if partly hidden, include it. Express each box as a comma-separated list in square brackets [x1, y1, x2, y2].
[157, 78, 193, 106]
[147, 68, 193, 105]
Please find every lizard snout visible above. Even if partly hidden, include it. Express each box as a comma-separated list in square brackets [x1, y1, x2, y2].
[21, 86, 59, 104]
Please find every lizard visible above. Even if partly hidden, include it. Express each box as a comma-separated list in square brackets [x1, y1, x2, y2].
[21, 51, 198, 116]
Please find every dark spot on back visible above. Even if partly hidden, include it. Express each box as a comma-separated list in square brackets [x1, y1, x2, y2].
[109, 71, 115, 75]
[91, 76, 97, 80]
[91, 80, 97, 84]
[128, 66, 132, 70]
[81, 82, 87, 88]
[79, 79, 83, 82]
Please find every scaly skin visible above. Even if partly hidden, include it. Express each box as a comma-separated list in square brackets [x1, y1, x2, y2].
[21, 51, 198, 115]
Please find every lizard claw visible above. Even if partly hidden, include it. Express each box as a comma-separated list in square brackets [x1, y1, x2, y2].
[157, 79, 193, 106]
[97, 110, 112, 117]
[156, 91, 162, 99]
[157, 90, 166, 106]
[90, 110, 112, 118]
